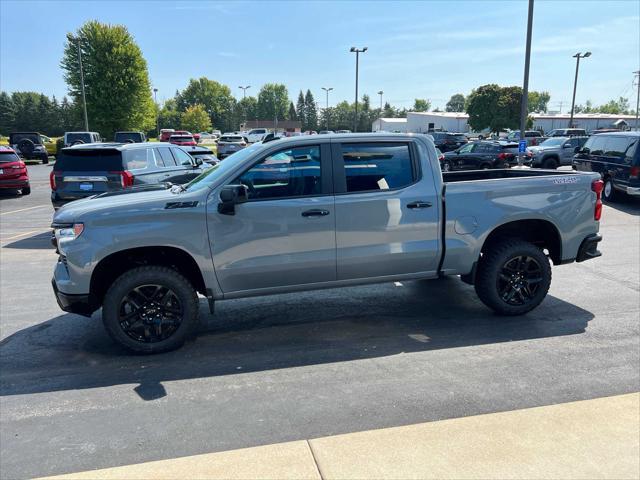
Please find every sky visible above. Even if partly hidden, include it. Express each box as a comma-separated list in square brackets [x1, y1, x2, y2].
[1, 0, 639, 111]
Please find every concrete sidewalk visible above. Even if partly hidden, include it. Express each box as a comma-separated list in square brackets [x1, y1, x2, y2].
[41, 393, 639, 480]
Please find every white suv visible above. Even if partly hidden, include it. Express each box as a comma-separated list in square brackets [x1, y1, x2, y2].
[63, 131, 102, 147]
[245, 128, 268, 143]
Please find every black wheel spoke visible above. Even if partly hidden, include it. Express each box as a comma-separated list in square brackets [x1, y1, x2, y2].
[497, 255, 543, 306]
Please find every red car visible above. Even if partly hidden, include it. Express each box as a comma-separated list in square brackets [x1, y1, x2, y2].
[169, 134, 197, 147]
[162, 130, 200, 143]
[0, 146, 30, 195]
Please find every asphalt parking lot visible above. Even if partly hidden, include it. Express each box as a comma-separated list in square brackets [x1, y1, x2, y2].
[1, 163, 639, 479]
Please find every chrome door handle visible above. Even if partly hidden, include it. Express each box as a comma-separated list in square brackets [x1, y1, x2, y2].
[302, 209, 330, 217]
[407, 201, 432, 209]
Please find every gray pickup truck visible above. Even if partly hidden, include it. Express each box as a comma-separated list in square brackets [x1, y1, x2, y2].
[51, 134, 604, 353]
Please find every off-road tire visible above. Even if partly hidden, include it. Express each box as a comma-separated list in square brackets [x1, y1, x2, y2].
[42, 157, 49, 164]
[17, 139, 35, 158]
[542, 157, 558, 169]
[102, 266, 199, 354]
[475, 239, 551, 315]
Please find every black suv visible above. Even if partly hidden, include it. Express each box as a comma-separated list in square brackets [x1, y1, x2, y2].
[114, 131, 147, 143]
[429, 132, 468, 152]
[9, 132, 49, 164]
[573, 131, 639, 201]
[442, 141, 521, 171]
[50, 142, 210, 209]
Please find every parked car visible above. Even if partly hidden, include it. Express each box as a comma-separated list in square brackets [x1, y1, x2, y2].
[114, 131, 146, 143]
[304, 131, 318, 135]
[51, 133, 603, 353]
[0, 146, 30, 195]
[179, 145, 220, 165]
[245, 129, 268, 143]
[40, 135, 58, 156]
[505, 130, 544, 146]
[64, 131, 101, 147]
[335, 129, 352, 134]
[591, 129, 620, 135]
[50, 142, 209, 209]
[573, 131, 639, 201]
[527, 136, 588, 169]
[547, 128, 587, 137]
[429, 132, 469, 152]
[159, 129, 176, 142]
[169, 134, 197, 147]
[217, 134, 248, 158]
[318, 130, 335, 135]
[9, 132, 49, 164]
[442, 141, 521, 170]
[198, 132, 219, 141]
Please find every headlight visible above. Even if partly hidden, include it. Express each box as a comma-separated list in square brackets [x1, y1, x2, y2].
[55, 223, 84, 241]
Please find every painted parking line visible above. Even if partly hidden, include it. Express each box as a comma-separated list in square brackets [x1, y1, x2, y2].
[39, 393, 639, 480]
[0, 204, 49, 216]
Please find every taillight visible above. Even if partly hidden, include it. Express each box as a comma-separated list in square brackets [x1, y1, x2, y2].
[50, 170, 57, 190]
[591, 179, 604, 221]
[630, 166, 640, 179]
[110, 170, 135, 188]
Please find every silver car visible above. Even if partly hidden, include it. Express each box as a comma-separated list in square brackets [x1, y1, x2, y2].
[217, 135, 248, 158]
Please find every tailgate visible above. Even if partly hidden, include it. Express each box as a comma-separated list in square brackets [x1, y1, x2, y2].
[53, 149, 125, 199]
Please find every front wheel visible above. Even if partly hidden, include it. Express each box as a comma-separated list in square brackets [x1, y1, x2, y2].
[475, 239, 551, 315]
[441, 160, 452, 172]
[21, 186, 31, 195]
[102, 266, 199, 353]
[602, 177, 617, 202]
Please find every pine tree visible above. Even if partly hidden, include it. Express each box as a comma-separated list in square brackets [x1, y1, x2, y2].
[288, 102, 297, 120]
[0, 92, 15, 135]
[304, 90, 317, 131]
[296, 91, 306, 130]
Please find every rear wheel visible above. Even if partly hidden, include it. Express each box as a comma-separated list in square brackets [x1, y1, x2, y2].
[42, 157, 49, 165]
[475, 239, 551, 315]
[602, 177, 617, 202]
[441, 160, 452, 172]
[480, 163, 491, 170]
[102, 266, 199, 353]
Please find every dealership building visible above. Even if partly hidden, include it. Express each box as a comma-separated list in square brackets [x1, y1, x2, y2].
[372, 112, 638, 134]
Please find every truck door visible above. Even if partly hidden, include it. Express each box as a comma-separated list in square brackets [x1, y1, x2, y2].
[209, 143, 336, 293]
[332, 140, 440, 280]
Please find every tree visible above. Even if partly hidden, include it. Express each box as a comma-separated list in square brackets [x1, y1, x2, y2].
[596, 97, 630, 114]
[177, 77, 236, 131]
[0, 91, 15, 135]
[304, 90, 318, 131]
[528, 91, 551, 113]
[257, 83, 289, 123]
[466, 84, 521, 133]
[61, 20, 155, 138]
[445, 94, 465, 112]
[287, 102, 297, 121]
[181, 104, 212, 133]
[235, 96, 258, 127]
[296, 91, 306, 128]
[158, 99, 182, 131]
[382, 102, 395, 118]
[413, 98, 431, 112]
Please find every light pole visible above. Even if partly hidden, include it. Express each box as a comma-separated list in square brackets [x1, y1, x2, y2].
[321, 87, 333, 130]
[518, 0, 534, 166]
[350, 46, 367, 132]
[153, 88, 159, 138]
[569, 52, 591, 128]
[633, 71, 639, 131]
[75, 37, 89, 131]
[377, 90, 384, 112]
[238, 86, 251, 129]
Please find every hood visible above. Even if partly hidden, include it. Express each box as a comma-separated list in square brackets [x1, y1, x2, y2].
[52, 188, 188, 224]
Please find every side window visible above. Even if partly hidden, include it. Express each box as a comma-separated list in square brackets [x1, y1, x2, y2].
[604, 137, 636, 163]
[624, 138, 638, 164]
[156, 147, 177, 167]
[584, 136, 606, 156]
[173, 148, 195, 166]
[458, 143, 474, 154]
[341, 143, 415, 193]
[124, 149, 152, 170]
[234, 145, 322, 200]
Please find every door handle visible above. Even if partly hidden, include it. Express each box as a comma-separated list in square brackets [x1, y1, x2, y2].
[407, 201, 432, 209]
[302, 209, 330, 217]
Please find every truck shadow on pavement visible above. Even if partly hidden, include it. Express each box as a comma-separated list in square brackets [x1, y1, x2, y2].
[0, 277, 594, 400]
[2, 231, 52, 249]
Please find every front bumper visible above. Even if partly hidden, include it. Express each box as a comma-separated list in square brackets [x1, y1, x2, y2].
[576, 234, 602, 263]
[626, 187, 640, 196]
[51, 278, 97, 317]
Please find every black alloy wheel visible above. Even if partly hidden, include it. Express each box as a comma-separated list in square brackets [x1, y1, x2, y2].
[497, 255, 543, 306]
[118, 284, 183, 343]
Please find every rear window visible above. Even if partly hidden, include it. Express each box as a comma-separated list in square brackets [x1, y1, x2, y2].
[66, 133, 92, 144]
[220, 136, 243, 142]
[170, 136, 193, 141]
[10, 133, 40, 144]
[448, 134, 467, 141]
[55, 150, 123, 171]
[115, 132, 144, 143]
[0, 152, 20, 163]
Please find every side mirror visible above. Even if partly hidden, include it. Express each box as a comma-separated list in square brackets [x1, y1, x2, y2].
[194, 157, 203, 166]
[218, 184, 248, 215]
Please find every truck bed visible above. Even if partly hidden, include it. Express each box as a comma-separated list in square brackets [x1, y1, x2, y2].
[442, 168, 575, 183]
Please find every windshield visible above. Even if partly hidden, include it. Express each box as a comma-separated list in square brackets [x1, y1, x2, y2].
[184, 143, 261, 192]
[539, 138, 566, 147]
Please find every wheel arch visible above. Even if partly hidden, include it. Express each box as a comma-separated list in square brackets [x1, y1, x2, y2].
[481, 219, 562, 265]
[90, 246, 207, 306]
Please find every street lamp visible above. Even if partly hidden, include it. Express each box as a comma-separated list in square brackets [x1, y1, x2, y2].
[72, 35, 89, 131]
[153, 88, 159, 138]
[377, 90, 384, 113]
[238, 86, 251, 129]
[569, 52, 591, 128]
[350, 46, 367, 132]
[321, 87, 333, 130]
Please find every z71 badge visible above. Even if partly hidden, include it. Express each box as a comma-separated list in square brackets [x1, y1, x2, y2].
[553, 177, 579, 184]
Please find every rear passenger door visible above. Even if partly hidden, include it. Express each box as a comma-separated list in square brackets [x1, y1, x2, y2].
[332, 140, 440, 280]
[171, 147, 203, 183]
[154, 146, 186, 184]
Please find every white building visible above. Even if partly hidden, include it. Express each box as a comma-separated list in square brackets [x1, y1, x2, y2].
[407, 112, 470, 133]
[371, 118, 409, 132]
[530, 113, 637, 133]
